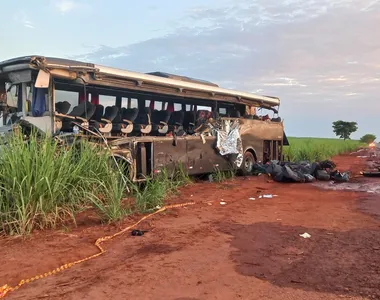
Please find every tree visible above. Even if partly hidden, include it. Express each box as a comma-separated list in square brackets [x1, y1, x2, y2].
[360, 134, 376, 144]
[332, 120, 358, 140]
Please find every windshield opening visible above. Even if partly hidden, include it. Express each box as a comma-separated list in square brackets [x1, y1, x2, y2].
[0, 76, 51, 127]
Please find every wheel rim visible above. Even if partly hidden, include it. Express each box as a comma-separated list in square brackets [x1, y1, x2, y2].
[244, 156, 253, 172]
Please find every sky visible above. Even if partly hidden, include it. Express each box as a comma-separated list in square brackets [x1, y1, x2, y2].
[1, 0, 379, 139]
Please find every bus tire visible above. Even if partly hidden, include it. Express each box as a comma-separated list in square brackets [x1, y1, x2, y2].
[241, 151, 255, 176]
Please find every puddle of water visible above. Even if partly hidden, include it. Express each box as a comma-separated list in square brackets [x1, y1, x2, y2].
[316, 147, 380, 194]
[314, 181, 380, 194]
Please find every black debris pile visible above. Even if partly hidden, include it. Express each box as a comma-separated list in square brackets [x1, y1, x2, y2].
[131, 229, 148, 236]
[361, 163, 380, 177]
[255, 160, 350, 183]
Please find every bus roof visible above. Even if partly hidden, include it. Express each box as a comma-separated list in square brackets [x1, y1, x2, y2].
[0, 55, 280, 107]
[146, 72, 219, 87]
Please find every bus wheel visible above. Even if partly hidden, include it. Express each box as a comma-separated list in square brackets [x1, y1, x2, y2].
[241, 151, 255, 176]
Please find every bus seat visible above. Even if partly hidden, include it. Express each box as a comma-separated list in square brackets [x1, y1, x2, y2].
[151, 109, 171, 135]
[97, 105, 118, 133]
[59, 101, 96, 132]
[54, 101, 71, 130]
[120, 107, 139, 134]
[55, 101, 71, 115]
[229, 109, 241, 118]
[183, 111, 196, 134]
[93, 104, 105, 120]
[104, 106, 119, 121]
[133, 107, 152, 135]
[111, 108, 123, 134]
[111, 107, 139, 135]
[168, 110, 185, 136]
[89, 104, 105, 131]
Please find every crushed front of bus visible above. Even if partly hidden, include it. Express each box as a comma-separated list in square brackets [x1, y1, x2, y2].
[0, 58, 53, 136]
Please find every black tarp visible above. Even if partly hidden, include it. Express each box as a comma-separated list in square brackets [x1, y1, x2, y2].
[257, 160, 349, 183]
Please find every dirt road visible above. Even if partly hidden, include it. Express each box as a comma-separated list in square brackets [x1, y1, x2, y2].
[1, 149, 380, 300]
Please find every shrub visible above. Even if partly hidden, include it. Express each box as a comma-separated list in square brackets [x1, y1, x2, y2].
[360, 134, 376, 144]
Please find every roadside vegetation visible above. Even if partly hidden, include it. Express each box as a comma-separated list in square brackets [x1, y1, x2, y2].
[0, 131, 191, 236]
[284, 137, 364, 162]
[210, 166, 236, 183]
[0, 132, 365, 236]
[360, 134, 376, 144]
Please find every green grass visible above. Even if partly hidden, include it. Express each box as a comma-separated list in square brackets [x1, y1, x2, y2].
[134, 164, 192, 213]
[0, 130, 192, 236]
[0, 131, 130, 235]
[210, 166, 236, 182]
[283, 137, 365, 162]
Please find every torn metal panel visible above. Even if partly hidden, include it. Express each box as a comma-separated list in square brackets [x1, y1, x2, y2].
[214, 119, 244, 167]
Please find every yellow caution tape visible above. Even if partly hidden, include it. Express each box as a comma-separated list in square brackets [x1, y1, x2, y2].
[0, 202, 195, 298]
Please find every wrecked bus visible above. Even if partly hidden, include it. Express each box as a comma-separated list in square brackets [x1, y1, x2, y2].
[0, 55, 288, 181]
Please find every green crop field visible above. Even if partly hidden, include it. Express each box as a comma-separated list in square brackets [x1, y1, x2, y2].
[283, 137, 365, 162]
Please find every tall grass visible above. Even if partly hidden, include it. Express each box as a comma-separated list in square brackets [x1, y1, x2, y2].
[210, 166, 236, 182]
[283, 137, 364, 162]
[0, 131, 192, 235]
[0, 131, 129, 235]
[134, 164, 192, 212]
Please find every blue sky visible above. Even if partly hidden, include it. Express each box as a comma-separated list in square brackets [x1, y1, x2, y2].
[1, 0, 379, 139]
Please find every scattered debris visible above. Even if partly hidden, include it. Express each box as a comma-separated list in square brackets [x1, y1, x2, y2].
[208, 174, 214, 182]
[330, 170, 350, 182]
[131, 230, 148, 236]
[249, 197, 256, 200]
[220, 201, 227, 205]
[299, 232, 311, 239]
[257, 194, 278, 199]
[362, 171, 380, 177]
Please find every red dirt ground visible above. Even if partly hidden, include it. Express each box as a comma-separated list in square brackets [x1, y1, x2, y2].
[1, 149, 380, 300]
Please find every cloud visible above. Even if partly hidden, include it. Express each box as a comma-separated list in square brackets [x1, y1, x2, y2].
[55, 0, 77, 14]
[23, 20, 35, 29]
[361, 0, 380, 11]
[71, 0, 380, 138]
[14, 11, 35, 29]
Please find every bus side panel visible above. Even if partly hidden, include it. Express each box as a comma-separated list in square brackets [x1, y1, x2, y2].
[186, 136, 230, 175]
[241, 134, 264, 162]
[153, 138, 187, 175]
[239, 119, 284, 162]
